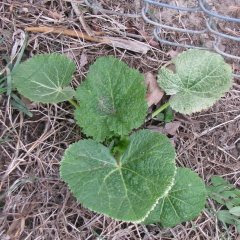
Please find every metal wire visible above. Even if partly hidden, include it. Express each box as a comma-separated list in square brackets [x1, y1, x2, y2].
[143, 0, 240, 78]
[84, 0, 239, 77]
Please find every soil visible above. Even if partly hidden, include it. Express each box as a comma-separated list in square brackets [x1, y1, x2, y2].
[0, 0, 240, 239]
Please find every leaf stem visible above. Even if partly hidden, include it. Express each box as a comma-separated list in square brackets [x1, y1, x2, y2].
[68, 99, 79, 108]
[151, 101, 170, 118]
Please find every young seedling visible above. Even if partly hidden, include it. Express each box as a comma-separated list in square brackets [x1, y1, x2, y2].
[207, 176, 240, 233]
[1, 35, 33, 116]
[12, 49, 232, 226]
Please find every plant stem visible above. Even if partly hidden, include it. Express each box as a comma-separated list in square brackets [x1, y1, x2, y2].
[68, 99, 79, 108]
[151, 101, 170, 118]
[6, 68, 12, 96]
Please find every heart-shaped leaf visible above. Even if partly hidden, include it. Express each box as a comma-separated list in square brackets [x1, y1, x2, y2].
[60, 130, 176, 222]
[158, 50, 232, 114]
[74, 56, 148, 141]
[13, 54, 76, 103]
[144, 168, 206, 227]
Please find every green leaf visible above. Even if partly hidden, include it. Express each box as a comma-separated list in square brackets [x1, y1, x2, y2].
[144, 167, 206, 227]
[12, 54, 76, 103]
[156, 112, 165, 121]
[229, 207, 240, 217]
[164, 107, 174, 123]
[74, 56, 147, 141]
[158, 50, 232, 114]
[60, 129, 176, 222]
[237, 224, 240, 233]
[0, 87, 6, 94]
[10, 93, 33, 117]
[0, 75, 6, 84]
[217, 210, 238, 225]
[227, 198, 240, 209]
[207, 176, 240, 208]
[155, 107, 174, 123]
[211, 176, 229, 187]
[111, 136, 130, 160]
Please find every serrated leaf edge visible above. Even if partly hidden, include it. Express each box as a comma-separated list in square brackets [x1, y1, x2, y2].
[169, 90, 228, 115]
[74, 56, 148, 141]
[143, 168, 207, 226]
[60, 142, 177, 223]
[158, 50, 233, 115]
[14, 53, 76, 104]
[140, 166, 177, 223]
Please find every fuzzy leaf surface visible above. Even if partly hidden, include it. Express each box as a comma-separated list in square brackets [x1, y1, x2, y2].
[158, 50, 232, 114]
[74, 56, 147, 141]
[60, 130, 176, 222]
[144, 168, 206, 227]
[13, 54, 76, 103]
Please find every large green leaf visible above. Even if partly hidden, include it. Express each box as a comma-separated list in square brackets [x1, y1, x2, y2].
[13, 54, 76, 103]
[74, 56, 147, 141]
[60, 130, 176, 222]
[158, 50, 232, 114]
[144, 168, 206, 227]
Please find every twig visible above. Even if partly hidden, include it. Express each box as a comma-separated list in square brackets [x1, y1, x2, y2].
[25, 26, 104, 42]
[25, 26, 151, 54]
[83, 0, 141, 18]
[198, 114, 240, 137]
[71, 2, 94, 36]
[12, 34, 28, 71]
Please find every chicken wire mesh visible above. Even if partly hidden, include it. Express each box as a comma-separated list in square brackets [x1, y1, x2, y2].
[142, 0, 240, 78]
[84, 0, 240, 78]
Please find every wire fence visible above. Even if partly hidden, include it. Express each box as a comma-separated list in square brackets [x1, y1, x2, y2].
[84, 0, 240, 78]
[142, 0, 240, 78]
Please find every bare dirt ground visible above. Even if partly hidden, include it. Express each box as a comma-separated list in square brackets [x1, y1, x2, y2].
[0, 0, 240, 239]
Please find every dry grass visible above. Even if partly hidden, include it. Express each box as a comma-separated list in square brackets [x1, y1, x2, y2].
[0, 0, 240, 239]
